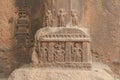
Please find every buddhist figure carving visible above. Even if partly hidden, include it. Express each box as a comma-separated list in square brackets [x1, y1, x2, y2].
[44, 10, 53, 27]
[54, 42, 65, 62]
[71, 10, 79, 26]
[57, 9, 67, 27]
[72, 43, 83, 62]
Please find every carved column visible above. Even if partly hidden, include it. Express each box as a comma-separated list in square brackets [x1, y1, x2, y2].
[41, 42, 48, 63]
[82, 42, 89, 62]
[87, 42, 92, 63]
[65, 42, 73, 62]
[48, 42, 55, 62]
[38, 41, 42, 63]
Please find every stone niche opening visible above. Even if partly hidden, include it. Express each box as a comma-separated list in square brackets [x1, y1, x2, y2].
[32, 27, 92, 69]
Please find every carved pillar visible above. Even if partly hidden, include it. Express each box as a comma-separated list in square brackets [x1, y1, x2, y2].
[48, 42, 54, 62]
[65, 42, 73, 62]
[87, 42, 92, 63]
[82, 42, 91, 62]
[38, 41, 42, 63]
[41, 42, 48, 63]
[83, 42, 89, 62]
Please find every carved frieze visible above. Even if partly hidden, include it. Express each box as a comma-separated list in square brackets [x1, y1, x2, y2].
[32, 27, 91, 69]
[36, 42, 84, 62]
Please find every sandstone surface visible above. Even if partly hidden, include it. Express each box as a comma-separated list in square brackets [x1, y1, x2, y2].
[8, 63, 115, 80]
[0, 0, 120, 78]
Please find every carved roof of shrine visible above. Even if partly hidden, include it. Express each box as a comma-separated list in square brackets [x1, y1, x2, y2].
[35, 27, 91, 41]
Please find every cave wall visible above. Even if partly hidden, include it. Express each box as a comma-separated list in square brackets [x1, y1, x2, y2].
[0, 0, 16, 75]
[0, 0, 120, 75]
[82, 0, 120, 62]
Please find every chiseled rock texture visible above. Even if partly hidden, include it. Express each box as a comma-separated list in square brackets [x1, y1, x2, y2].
[8, 63, 115, 80]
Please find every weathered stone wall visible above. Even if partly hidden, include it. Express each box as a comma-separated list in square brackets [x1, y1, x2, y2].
[0, 0, 17, 76]
[82, 0, 120, 62]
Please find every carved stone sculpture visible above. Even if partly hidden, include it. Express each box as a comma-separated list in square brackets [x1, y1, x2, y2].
[72, 43, 83, 62]
[31, 27, 92, 69]
[44, 10, 53, 27]
[71, 10, 79, 26]
[57, 9, 67, 27]
[54, 42, 65, 62]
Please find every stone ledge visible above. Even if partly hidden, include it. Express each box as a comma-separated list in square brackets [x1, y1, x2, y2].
[8, 67, 114, 80]
[33, 62, 92, 70]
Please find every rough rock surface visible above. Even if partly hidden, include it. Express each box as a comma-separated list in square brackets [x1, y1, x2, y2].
[8, 63, 115, 80]
[82, 0, 120, 62]
[0, 0, 17, 76]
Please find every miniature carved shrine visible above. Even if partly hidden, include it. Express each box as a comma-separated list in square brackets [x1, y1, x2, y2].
[32, 27, 91, 69]
[32, 8, 92, 69]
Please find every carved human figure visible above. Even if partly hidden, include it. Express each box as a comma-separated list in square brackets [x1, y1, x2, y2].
[71, 10, 79, 26]
[57, 9, 67, 27]
[72, 43, 83, 62]
[54, 42, 65, 62]
[44, 10, 53, 27]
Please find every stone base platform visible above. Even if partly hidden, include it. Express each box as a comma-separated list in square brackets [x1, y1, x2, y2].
[34, 62, 92, 70]
[8, 64, 115, 80]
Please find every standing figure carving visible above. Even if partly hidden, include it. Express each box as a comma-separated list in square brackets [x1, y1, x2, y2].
[71, 10, 79, 26]
[57, 9, 67, 27]
[54, 42, 65, 62]
[44, 10, 53, 27]
[72, 43, 83, 62]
